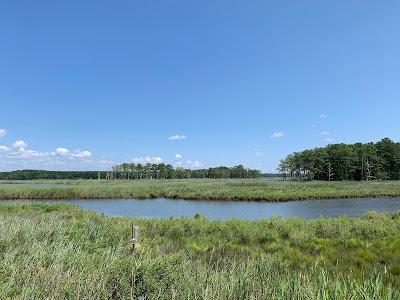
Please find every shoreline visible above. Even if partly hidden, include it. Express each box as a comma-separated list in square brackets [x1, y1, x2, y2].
[1, 179, 400, 201]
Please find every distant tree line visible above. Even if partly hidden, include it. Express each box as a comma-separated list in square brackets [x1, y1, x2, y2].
[278, 138, 400, 181]
[0, 170, 106, 180]
[109, 164, 260, 179]
[0, 165, 261, 180]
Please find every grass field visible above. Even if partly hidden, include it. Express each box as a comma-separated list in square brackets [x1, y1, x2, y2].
[1, 178, 400, 201]
[0, 203, 399, 299]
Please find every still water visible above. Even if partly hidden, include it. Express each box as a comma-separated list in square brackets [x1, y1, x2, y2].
[12, 197, 400, 220]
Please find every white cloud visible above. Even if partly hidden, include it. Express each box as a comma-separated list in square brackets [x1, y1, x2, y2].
[186, 160, 203, 168]
[71, 150, 92, 158]
[0, 137, 104, 170]
[13, 140, 27, 149]
[325, 137, 334, 143]
[13, 141, 26, 149]
[8, 147, 55, 159]
[133, 156, 163, 164]
[168, 135, 187, 140]
[320, 113, 326, 118]
[0, 129, 6, 138]
[56, 147, 70, 156]
[175, 153, 182, 160]
[18, 149, 52, 158]
[256, 152, 263, 157]
[271, 132, 284, 139]
[0, 145, 10, 153]
[321, 131, 331, 136]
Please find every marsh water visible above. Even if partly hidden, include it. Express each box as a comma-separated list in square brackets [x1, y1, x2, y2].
[9, 197, 400, 220]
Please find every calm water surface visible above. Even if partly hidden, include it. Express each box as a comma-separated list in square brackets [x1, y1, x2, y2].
[9, 197, 400, 220]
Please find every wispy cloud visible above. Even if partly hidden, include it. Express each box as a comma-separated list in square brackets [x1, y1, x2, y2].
[0, 129, 6, 138]
[321, 131, 331, 136]
[320, 113, 327, 118]
[325, 137, 334, 143]
[186, 160, 203, 168]
[7, 148, 55, 159]
[98, 158, 114, 165]
[0, 145, 10, 153]
[133, 156, 163, 164]
[256, 152, 263, 157]
[175, 153, 182, 160]
[271, 132, 284, 139]
[168, 134, 187, 140]
[71, 150, 92, 158]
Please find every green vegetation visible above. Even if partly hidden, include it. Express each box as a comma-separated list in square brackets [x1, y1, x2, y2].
[279, 138, 400, 181]
[111, 164, 261, 179]
[0, 165, 261, 181]
[0, 204, 399, 299]
[0, 170, 107, 180]
[2, 178, 400, 201]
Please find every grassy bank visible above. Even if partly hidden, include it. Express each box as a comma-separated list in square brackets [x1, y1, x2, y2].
[0, 204, 399, 299]
[2, 179, 400, 201]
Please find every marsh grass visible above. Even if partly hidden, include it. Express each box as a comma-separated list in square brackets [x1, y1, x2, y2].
[1, 179, 400, 201]
[0, 204, 399, 299]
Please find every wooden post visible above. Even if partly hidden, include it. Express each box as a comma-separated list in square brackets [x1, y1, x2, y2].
[130, 223, 140, 253]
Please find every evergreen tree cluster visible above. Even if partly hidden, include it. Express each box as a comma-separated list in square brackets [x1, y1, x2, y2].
[0, 170, 105, 180]
[110, 164, 261, 179]
[0, 165, 261, 180]
[278, 138, 400, 181]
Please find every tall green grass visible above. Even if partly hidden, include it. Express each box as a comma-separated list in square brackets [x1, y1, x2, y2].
[0, 204, 399, 299]
[1, 178, 400, 201]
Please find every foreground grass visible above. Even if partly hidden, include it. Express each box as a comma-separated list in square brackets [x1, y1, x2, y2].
[0, 204, 399, 299]
[1, 179, 400, 201]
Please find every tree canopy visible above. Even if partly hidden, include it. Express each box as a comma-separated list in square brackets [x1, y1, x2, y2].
[110, 164, 261, 180]
[0, 170, 106, 180]
[278, 138, 400, 181]
[0, 165, 261, 180]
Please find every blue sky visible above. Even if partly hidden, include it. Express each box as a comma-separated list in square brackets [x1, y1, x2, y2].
[1, 1, 399, 172]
